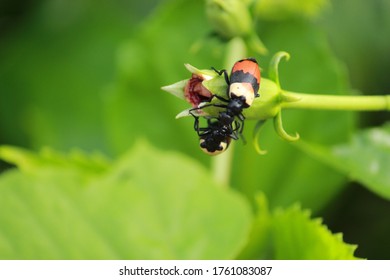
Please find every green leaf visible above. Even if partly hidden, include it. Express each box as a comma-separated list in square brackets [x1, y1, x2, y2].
[0, 141, 252, 259]
[332, 124, 390, 198]
[0, 146, 109, 175]
[297, 123, 390, 200]
[236, 193, 272, 259]
[272, 204, 358, 259]
[238, 193, 359, 260]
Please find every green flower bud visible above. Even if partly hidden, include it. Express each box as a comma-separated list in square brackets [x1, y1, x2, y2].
[245, 78, 280, 120]
[161, 63, 227, 113]
[206, 0, 252, 39]
[206, 0, 268, 55]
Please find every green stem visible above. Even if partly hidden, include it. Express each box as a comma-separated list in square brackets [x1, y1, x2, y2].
[211, 142, 235, 187]
[282, 91, 390, 111]
[211, 37, 247, 187]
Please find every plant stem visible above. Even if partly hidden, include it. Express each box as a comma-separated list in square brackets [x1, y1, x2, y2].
[282, 91, 390, 111]
[211, 37, 247, 187]
[211, 141, 235, 187]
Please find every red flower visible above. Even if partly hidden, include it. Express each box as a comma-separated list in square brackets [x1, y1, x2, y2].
[184, 74, 213, 108]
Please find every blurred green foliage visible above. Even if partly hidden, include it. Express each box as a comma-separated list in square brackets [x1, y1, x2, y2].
[0, 144, 357, 259]
[0, 0, 389, 259]
[296, 124, 390, 200]
[0, 143, 252, 259]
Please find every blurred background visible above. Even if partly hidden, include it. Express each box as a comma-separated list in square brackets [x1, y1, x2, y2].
[0, 0, 389, 259]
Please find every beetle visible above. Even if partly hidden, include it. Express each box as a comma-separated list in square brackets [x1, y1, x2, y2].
[191, 111, 240, 155]
[205, 58, 261, 134]
[221, 57, 261, 107]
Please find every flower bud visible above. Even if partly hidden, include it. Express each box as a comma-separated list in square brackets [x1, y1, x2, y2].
[162, 64, 227, 110]
[206, 0, 268, 55]
[206, 0, 252, 39]
[184, 74, 213, 107]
